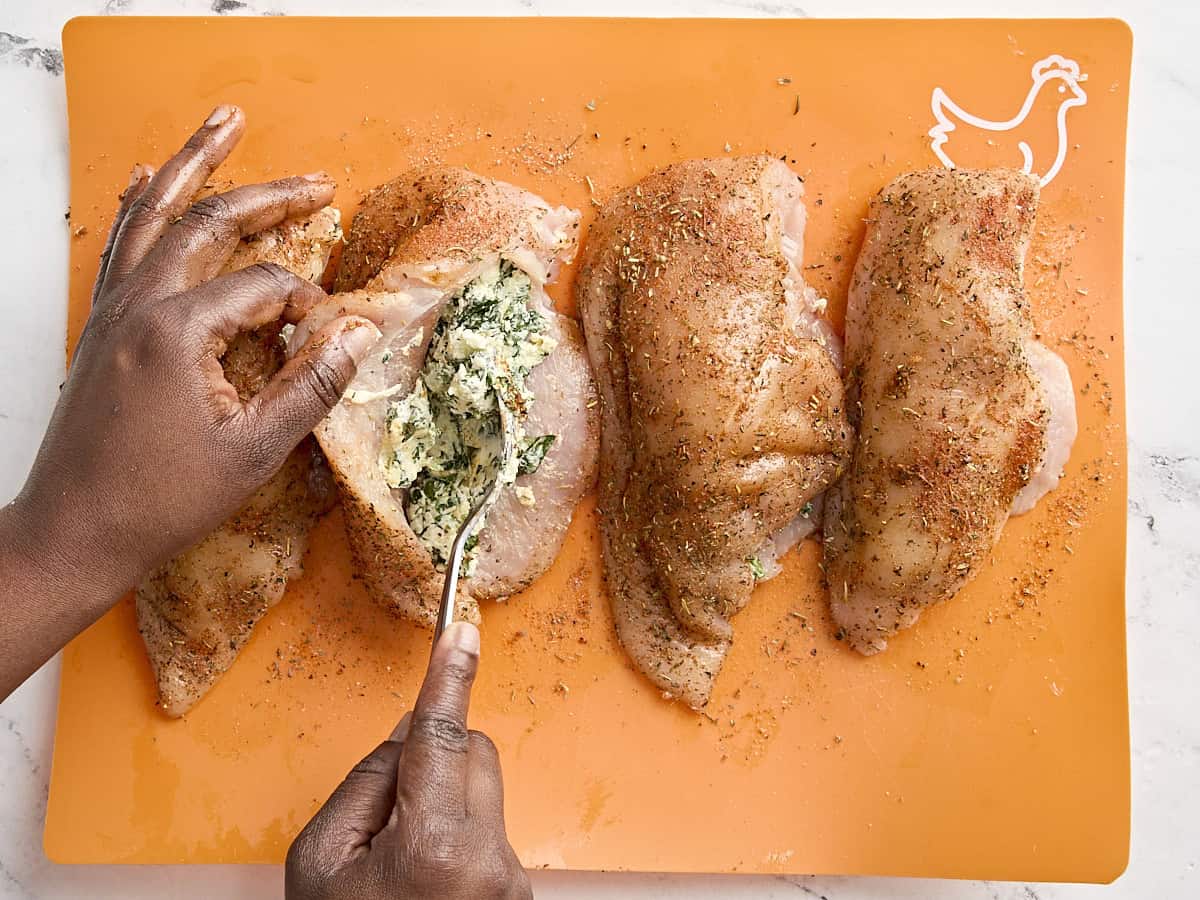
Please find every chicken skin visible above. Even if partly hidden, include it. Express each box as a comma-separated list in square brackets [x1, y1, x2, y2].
[824, 168, 1077, 654]
[578, 157, 850, 708]
[293, 169, 598, 628]
[136, 208, 342, 716]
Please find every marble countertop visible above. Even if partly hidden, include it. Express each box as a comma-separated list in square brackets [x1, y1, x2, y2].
[1, 0, 1197, 897]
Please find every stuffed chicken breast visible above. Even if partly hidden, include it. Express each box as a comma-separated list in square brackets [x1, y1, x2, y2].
[292, 169, 598, 627]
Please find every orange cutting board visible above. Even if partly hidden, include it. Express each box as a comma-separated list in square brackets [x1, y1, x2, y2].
[48, 17, 1131, 881]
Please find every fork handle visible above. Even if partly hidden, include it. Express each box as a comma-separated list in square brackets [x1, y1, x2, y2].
[432, 400, 510, 650]
[434, 539, 466, 645]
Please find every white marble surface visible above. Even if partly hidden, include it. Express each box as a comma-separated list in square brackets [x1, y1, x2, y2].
[1, 0, 1197, 897]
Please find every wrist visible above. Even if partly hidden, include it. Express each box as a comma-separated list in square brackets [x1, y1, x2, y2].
[2, 484, 139, 616]
[0, 487, 139, 701]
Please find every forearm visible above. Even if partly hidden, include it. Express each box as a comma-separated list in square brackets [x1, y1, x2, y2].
[0, 493, 134, 702]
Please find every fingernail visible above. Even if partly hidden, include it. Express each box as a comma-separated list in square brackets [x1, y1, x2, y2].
[445, 621, 481, 657]
[127, 163, 152, 188]
[388, 712, 412, 742]
[204, 104, 236, 128]
[301, 171, 331, 183]
[338, 318, 382, 365]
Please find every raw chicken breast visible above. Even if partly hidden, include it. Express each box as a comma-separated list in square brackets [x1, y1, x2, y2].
[577, 156, 850, 708]
[1011, 340, 1077, 514]
[824, 168, 1077, 655]
[136, 207, 342, 716]
[293, 169, 597, 627]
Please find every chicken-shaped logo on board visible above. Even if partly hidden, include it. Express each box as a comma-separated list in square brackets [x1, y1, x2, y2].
[928, 54, 1088, 187]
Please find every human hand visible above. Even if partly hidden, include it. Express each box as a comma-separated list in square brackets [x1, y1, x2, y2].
[9, 105, 379, 595]
[286, 622, 530, 900]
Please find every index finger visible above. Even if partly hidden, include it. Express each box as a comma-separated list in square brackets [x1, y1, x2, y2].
[92, 163, 154, 308]
[101, 105, 246, 294]
[395, 622, 482, 820]
[137, 175, 337, 294]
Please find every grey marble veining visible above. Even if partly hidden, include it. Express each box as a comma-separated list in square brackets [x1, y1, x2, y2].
[0, 33, 63, 75]
[0, 1, 1197, 898]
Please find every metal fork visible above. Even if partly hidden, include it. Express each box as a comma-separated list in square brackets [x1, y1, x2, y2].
[433, 399, 513, 644]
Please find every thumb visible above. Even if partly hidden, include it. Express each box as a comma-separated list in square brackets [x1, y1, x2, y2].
[246, 315, 380, 450]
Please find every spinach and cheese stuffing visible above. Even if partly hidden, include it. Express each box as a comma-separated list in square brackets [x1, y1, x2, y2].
[380, 260, 559, 573]
[747, 556, 766, 581]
